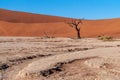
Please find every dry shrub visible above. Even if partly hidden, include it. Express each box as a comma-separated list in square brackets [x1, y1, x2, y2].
[97, 35, 113, 41]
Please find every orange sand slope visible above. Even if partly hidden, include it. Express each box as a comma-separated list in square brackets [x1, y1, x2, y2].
[0, 9, 120, 37]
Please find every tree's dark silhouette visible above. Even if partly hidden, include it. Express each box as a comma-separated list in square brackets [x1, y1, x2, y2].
[66, 19, 82, 39]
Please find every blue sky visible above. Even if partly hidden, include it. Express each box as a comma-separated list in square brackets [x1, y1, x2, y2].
[0, 0, 120, 20]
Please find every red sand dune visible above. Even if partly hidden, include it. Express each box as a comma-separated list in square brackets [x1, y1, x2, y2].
[0, 9, 120, 38]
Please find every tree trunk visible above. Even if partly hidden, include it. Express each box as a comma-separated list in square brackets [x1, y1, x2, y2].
[77, 30, 81, 39]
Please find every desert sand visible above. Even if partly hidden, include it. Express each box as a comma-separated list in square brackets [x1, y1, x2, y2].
[0, 9, 120, 80]
[0, 37, 120, 80]
[0, 9, 120, 37]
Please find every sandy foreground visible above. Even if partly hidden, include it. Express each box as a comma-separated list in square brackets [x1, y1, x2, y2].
[0, 37, 120, 80]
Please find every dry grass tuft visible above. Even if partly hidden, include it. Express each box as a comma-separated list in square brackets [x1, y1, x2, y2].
[97, 35, 113, 41]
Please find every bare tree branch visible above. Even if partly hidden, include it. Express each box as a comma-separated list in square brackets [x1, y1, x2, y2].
[65, 19, 82, 39]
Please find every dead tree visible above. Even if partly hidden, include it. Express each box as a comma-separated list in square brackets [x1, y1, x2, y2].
[66, 19, 82, 39]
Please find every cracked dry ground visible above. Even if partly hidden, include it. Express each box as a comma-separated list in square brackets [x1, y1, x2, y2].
[0, 37, 120, 80]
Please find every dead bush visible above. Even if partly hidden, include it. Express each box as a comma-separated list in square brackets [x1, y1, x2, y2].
[97, 35, 113, 41]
